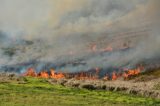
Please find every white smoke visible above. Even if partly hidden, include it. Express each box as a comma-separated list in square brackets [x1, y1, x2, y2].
[0, 0, 160, 72]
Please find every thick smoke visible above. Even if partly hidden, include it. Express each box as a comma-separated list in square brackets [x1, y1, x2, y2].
[0, 0, 160, 73]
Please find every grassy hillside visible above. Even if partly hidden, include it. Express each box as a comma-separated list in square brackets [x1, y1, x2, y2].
[0, 77, 159, 106]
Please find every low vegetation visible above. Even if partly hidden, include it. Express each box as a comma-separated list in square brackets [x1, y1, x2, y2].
[154, 83, 160, 90]
[0, 77, 159, 106]
[132, 69, 160, 82]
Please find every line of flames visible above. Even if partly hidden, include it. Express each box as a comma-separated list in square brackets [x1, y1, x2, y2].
[22, 66, 143, 81]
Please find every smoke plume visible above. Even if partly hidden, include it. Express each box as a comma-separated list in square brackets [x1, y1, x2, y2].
[0, 0, 160, 73]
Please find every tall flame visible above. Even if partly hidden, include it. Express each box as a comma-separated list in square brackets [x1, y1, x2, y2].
[38, 71, 49, 79]
[23, 68, 37, 77]
[112, 71, 118, 80]
[50, 69, 65, 79]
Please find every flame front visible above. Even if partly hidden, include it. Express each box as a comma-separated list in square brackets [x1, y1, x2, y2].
[23, 66, 143, 81]
[38, 71, 49, 79]
[23, 68, 65, 79]
[23, 68, 37, 77]
[50, 69, 65, 79]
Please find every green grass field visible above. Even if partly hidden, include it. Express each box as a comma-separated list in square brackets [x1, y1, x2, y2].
[0, 77, 159, 106]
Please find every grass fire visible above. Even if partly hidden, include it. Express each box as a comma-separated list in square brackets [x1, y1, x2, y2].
[23, 66, 143, 81]
[0, 0, 160, 106]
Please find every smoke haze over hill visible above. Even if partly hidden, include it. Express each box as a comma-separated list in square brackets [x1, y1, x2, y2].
[0, 0, 160, 72]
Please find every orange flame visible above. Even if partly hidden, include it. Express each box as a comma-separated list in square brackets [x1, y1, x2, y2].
[23, 68, 37, 77]
[123, 67, 141, 80]
[38, 71, 49, 78]
[50, 69, 65, 79]
[24, 66, 143, 81]
[24, 68, 65, 79]
[111, 66, 143, 80]
[112, 71, 118, 80]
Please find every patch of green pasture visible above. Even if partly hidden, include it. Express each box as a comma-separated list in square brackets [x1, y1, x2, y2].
[0, 77, 159, 106]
